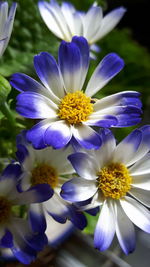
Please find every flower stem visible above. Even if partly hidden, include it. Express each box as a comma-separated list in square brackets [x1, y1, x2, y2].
[1, 102, 16, 129]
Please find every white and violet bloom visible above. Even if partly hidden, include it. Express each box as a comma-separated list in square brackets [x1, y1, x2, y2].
[16, 131, 87, 232]
[38, 0, 126, 57]
[11, 37, 142, 150]
[0, 1, 17, 57]
[0, 162, 53, 264]
[61, 126, 150, 254]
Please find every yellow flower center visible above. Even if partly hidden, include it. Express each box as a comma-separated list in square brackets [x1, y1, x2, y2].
[98, 163, 132, 199]
[31, 163, 58, 189]
[0, 196, 12, 224]
[58, 91, 93, 125]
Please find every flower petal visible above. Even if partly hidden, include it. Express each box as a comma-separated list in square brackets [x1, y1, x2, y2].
[0, 230, 13, 248]
[12, 184, 53, 205]
[29, 203, 46, 233]
[72, 12, 83, 36]
[72, 36, 89, 89]
[61, 2, 76, 36]
[94, 200, 115, 251]
[129, 125, 150, 165]
[120, 196, 150, 233]
[38, 0, 71, 40]
[83, 6, 102, 41]
[10, 73, 54, 99]
[86, 114, 118, 127]
[59, 37, 89, 92]
[67, 205, 87, 230]
[34, 52, 65, 99]
[68, 152, 99, 180]
[44, 120, 72, 149]
[45, 213, 74, 246]
[112, 114, 142, 128]
[94, 129, 116, 167]
[44, 193, 69, 224]
[72, 124, 102, 149]
[131, 173, 150, 190]
[61, 177, 97, 202]
[85, 53, 124, 97]
[91, 7, 126, 43]
[37, 145, 74, 175]
[16, 92, 57, 119]
[112, 129, 142, 166]
[129, 153, 150, 175]
[27, 118, 58, 149]
[9, 218, 47, 263]
[115, 201, 136, 254]
[0, 2, 17, 56]
[129, 187, 150, 208]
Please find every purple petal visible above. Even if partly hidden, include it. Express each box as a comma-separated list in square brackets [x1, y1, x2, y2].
[34, 52, 64, 98]
[61, 177, 97, 202]
[16, 92, 57, 119]
[29, 204, 46, 233]
[27, 119, 52, 149]
[68, 152, 98, 180]
[85, 53, 124, 97]
[94, 200, 115, 251]
[72, 124, 102, 149]
[44, 120, 72, 149]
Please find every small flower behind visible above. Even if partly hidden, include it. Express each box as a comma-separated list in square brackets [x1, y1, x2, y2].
[16, 131, 87, 232]
[0, 162, 53, 264]
[0, 1, 17, 57]
[38, 0, 126, 58]
[61, 125, 150, 254]
[11, 37, 142, 150]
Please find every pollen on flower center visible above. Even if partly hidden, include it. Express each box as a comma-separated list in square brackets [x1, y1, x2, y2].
[97, 163, 132, 199]
[0, 196, 12, 224]
[58, 91, 94, 125]
[31, 164, 58, 189]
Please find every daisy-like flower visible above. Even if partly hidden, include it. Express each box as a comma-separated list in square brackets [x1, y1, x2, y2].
[11, 37, 142, 150]
[61, 126, 150, 254]
[0, 1, 17, 57]
[16, 131, 87, 232]
[38, 0, 126, 58]
[0, 162, 53, 264]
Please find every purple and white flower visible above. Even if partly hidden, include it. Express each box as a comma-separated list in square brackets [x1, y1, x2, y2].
[61, 125, 150, 254]
[0, 215, 74, 261]
[16, 131, 87, 232]
[38, 0, 126, 58]
[0, 162, 53, 264]
[11, 37, 142, 150]
[0, 1, 17, 57]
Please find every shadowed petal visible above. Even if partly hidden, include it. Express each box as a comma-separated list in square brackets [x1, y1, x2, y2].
[72, 124, 102, 149]
[120, 196, 150, 233]
[115, 201, 136, 254]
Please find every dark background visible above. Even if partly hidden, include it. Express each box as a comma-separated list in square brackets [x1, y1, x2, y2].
[107, 0, 150, 49]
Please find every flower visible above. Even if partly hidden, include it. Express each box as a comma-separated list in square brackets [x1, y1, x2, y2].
[38, 0, 126, 57]
[16, 131, 87, 232]
[0, 162, 53, 264]
[11, 37, 142, 150]
[0, 2, 17, 57]
[0, 215, 74, 260]
[61, 126, 150, 254]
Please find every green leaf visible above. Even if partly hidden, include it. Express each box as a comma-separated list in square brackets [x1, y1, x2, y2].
[0, 75, 11, 105]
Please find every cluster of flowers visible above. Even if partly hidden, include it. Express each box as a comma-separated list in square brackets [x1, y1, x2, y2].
[0, 0, 150, 264]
